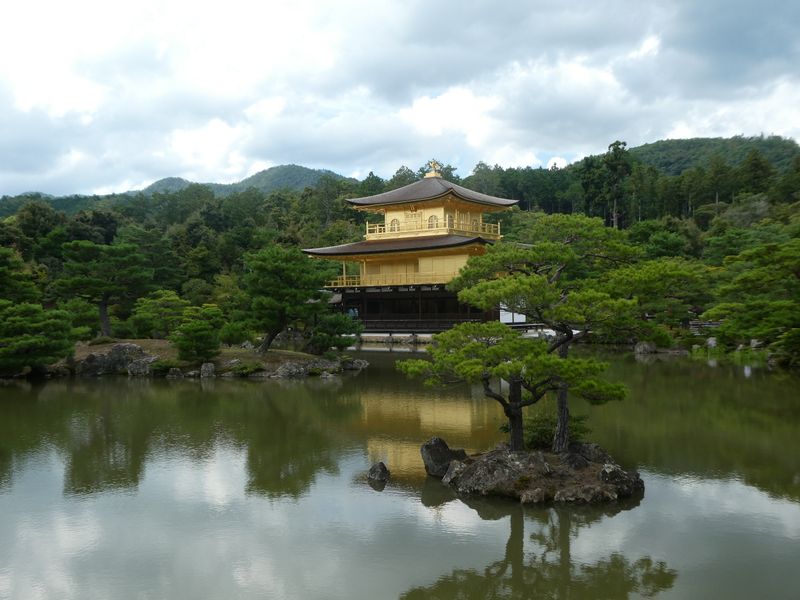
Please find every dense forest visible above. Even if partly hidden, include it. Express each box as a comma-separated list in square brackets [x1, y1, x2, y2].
[1, 136, 798, 376]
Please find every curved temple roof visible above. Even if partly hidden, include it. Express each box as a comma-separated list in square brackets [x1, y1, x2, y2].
[303, 234, 492, 257]
[347, 176, 517, 209]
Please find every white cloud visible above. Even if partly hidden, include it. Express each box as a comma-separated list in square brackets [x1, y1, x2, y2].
[168, 118, 251, 179]
[0, 0, 798, 195]
[399, 87, 501, 147]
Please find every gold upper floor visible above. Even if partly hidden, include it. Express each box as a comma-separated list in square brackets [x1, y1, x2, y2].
[361, 194, 502, 241]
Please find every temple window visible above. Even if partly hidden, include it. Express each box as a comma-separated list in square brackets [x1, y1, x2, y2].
[389, 218, 400, 232]
[428, 215, 439, 229]
[446, 214, 454, 228]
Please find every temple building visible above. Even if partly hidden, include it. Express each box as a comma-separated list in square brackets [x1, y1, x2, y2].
[302, 161, 517, 331]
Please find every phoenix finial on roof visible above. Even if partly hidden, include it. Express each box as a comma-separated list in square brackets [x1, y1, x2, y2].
[424, 159, 443, 178]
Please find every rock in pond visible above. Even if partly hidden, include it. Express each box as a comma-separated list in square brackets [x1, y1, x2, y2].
[368, 462, 390, 483]
[367, 461, 390, 491]
[200, 362, 215, 378]
[421, 437, 468, 478]
[438, 440, 644, 505]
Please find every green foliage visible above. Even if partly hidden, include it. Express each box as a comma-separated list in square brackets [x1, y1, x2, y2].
[150, 359, 185, 375]
[399, 321, 624, 451]
[181, 278, 214, 305]
[523, 411, 591, 450]
[703, 238, 799, 353]
[169, 304, 224, 362]
[304, 312, 362, 355]
[770, 329, 800, 370]
[241, 246, 329, 351]
[0, 301, 74, 376]
[219, 321, 252, 346]
[228, 361, 264, 376]
[87, 336, 117, 346]
[56, 240, 153, 336]
[2, 136, 798, 375]
[603, 257, 712, 327]
[0, 247, 40, 303]
[130, 290, 189, 339]
[58, 297, 100, 339]
[629, 136, 800, 176]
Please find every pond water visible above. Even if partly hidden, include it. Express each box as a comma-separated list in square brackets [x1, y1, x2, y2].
[0, 352, 798, 599]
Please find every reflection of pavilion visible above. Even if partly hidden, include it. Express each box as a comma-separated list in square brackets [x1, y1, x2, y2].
[354, 388, 505, 478]
[303, 162, 517, 332]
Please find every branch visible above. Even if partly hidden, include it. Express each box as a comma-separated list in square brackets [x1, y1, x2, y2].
[482, 374, 508, 408]
[548, 263, 567, 284]
[520, 378, 558, 407]
[547, 327, 576, 354]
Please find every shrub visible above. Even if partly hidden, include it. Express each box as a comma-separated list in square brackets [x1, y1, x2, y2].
[169, 304, 224, 362]
[151, 359, 184, 376]
[219, 321, 251, 346]
[500, 405, 592, 450]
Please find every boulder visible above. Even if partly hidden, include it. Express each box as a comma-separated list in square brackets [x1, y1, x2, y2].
[706, 337, 717, 348]
[341, 358, 369, 371]
[421, 437, 468, 478]
[442, 445, 552, 497]
[367, 461, 390, 483]
[127, 356, 157, 377]
[77, 343, 156, 377]
[166, 367, 183, 379]
[634, 341, 657, 355]
[570, 442, 615, 465]
[200, 362, 215, 378]
[598, 463, 644, 497]
[270, 361, 309, 378]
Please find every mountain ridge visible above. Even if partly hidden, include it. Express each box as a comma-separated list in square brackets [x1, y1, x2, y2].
[139, 164, 350, 196]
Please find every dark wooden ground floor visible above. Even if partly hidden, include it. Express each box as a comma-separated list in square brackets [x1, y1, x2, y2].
[332, 285, 497, 332]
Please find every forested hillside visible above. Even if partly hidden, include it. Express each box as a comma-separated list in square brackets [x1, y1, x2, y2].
[1, 139, 798, 376]
[0, 165, 350, 218]
[141, 164, 350, 197]
[629, 136, 800, 175]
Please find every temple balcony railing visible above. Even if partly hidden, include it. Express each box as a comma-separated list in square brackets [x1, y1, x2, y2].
[326, 272, 460, 288]
[365, 221, 500, 240]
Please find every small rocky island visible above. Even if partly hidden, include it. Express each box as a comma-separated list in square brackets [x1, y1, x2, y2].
[46, 341, 367, 380]
[421, 437, 644, 504]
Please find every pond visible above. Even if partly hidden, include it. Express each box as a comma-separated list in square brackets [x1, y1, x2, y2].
[0, 352, 798, 599]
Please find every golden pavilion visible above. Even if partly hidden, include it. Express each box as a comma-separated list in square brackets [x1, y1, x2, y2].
[302, 161, 517, 331]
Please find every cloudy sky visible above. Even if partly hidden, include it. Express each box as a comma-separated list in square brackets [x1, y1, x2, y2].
[1, 0, 798, 196]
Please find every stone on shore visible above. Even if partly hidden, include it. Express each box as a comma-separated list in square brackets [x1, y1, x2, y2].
[421, 437, 468, 478]
[77, 343, 157, 377]
[634, 341, 657, 355]
[200, 362, 215, 378]
[166, 367, 183, 379]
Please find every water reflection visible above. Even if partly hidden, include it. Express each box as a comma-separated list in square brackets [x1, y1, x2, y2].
[571, 353, 800, 501]
[402, 497, 677, 599]
[0, 379, 362, 499]
[1, 354, 799, 599]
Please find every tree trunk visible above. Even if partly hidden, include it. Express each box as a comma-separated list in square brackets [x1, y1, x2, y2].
[552, 386, 570, 453]
[257, 329, 279, 353]
[506, 380, 524, 451]
[552, 343, 571, 453]
[98, 295, 111, 337]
